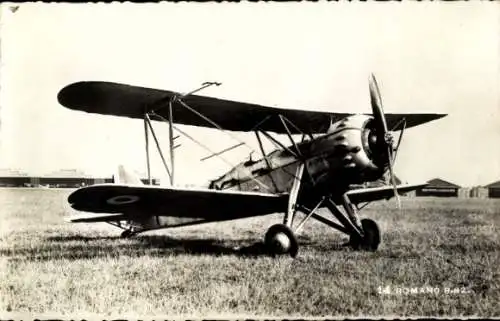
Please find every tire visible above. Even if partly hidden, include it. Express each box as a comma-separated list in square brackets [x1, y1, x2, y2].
[120, 230, 134, 238]
[264, 224, 299, 258]
[348, 218, 381, 251]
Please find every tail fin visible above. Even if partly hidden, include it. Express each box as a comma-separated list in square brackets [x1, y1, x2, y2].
[113, 165, 144, 185]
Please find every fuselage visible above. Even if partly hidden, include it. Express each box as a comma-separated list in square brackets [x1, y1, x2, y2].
[209, 115, 390, 201]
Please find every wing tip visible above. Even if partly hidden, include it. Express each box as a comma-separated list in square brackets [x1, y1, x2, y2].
[390, 112, 448, 130]
[432, 113, 448, 120]
[57, 81, 94, 109]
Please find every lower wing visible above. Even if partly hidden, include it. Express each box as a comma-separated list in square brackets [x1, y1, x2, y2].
[345, 183, 427, 204]
[66, 213, 129, 223]
[68, 184, 288, 221]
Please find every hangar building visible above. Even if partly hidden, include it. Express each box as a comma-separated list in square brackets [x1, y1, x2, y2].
[469, 186, 488, 199]
[416, 178, 461, 197]
[0, 169, 31, 187]
[38, 169, 90, 188]
[484, 180, 500, 198]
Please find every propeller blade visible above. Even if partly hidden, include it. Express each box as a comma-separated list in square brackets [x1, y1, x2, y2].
[387, 148, 401, 209]
[369, 73, 400, 208]
[369, 73, 388, 135]
[392, 119, 406, 162]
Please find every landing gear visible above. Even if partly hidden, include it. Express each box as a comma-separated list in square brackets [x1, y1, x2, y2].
[327, 195, 381, 251]
[264, 224, 299, 258]
[120, 229, 135, 238]
[262, 159, 383, 257]
[348, 218, 381, 251]
[109, 220, 141, 239]
[263, 163, 304, 257]
[265, 187, 383, 257]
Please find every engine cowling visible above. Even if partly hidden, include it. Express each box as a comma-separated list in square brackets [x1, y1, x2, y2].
[312, 114, 390, 184]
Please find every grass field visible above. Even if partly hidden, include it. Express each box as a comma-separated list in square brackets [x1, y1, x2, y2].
[1, 188, 499, 318]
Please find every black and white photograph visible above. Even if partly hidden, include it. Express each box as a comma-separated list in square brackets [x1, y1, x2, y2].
[0, 1, 499, 318]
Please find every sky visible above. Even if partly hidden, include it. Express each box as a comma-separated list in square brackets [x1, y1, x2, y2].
[0, 2, 498, 187]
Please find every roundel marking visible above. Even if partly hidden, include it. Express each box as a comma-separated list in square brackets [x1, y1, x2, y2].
[106, 195, 140, 205]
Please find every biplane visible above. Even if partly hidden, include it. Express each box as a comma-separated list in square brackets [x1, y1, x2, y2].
[58, 74, 446, 257]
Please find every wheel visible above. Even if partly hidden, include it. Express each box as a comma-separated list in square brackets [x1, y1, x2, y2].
[120, 229, 134, 238]
[348, 218, 381, 251]
[264, 224, 299, 258]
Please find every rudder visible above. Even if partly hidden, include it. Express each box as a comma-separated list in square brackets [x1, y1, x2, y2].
[113, 165, 144, 185]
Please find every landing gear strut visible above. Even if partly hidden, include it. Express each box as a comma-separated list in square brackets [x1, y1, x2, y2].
[348, 218, 381, 251]
[263, 186, 383, 257]
[264, 163, 305, 257]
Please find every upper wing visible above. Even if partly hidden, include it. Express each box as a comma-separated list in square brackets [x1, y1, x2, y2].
[345, 183, 427, 204]
[68, 184, 288, 220]
[58, 81, 446, 134]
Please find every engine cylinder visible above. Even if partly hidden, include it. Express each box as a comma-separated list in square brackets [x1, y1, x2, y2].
[322, 115, 388, 183]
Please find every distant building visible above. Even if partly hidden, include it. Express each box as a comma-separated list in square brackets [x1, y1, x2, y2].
[38, 169, 90, 188]
[0, 167, 161, 189]
[349, 173, 403, 189]
[484, 180, 500, 198]
[458, 187, 471, 199]
[93, 178, 108, 185]
[470, 186, 488, 199]
[404, 190, 417, 198]
[137, 172, 161, 186]
[0, 169, 31, 187]
[0, 176, 32, 187]
[141, 178, 161, 185]
[416, 178, 461, 197]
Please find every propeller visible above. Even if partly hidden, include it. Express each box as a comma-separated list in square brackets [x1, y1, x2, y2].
[368, 74, 401, 209]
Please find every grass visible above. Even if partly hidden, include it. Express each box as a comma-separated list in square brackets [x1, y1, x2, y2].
[0, 188, 499, 318]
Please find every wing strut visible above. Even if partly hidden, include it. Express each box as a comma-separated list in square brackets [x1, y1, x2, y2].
[175, 97, 258, 157]
[145, 113, 173, 183]
[150, 112, 273, 193]
[200, 142, 245, 162]
[144, 115, 152, 185]
[254, 130, 280, 192]
[143, 81, 318, 194]
[252, 114, 316, 187]
[146, 81, 271, 189]
[258, 130, 299, 158]
[278, 115, 302, 157]
[168, 100, 175, 184]
[284, 162, 305, 227]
